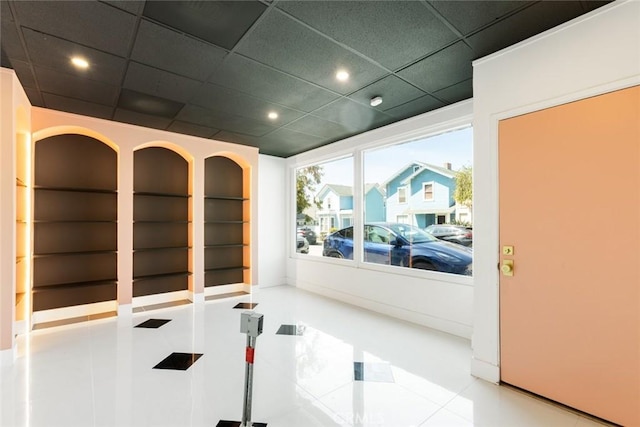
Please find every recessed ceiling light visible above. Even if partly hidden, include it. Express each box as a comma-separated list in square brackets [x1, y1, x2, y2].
[268, 111, 278, 120]
[336, 70, 349, 82]
[370, 96, 383, 107]
[71, 57, 89, 69]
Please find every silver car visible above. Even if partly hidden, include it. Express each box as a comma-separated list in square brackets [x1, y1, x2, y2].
[296, 234, 309, 254]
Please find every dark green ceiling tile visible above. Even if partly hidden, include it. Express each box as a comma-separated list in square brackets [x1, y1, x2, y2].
[236, 9, 387, 95]
[278, 1, 458, 70]
[398, 42, 474, 93]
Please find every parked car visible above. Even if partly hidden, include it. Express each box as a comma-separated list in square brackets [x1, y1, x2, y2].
[296, 234, 309, 254]
[323, 222, 472, 275]
[297, 226, 317, 245]
[424, 224, 473, 247]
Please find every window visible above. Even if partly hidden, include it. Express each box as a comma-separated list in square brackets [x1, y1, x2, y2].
[423, 183, 434, 201]
[361, 126, 473, 276]
[398, 186, 407, 203]
[295, 157, 353, 258]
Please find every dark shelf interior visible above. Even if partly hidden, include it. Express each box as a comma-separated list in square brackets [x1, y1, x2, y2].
[134, 222, 189, 250]
[204, 196, 247, 201]
[134, 247, 190, 279]
[134, 191, 191, 198]
[205, 266, 249, 272]
[33, 134, 118, 311]
[205, 269, 245, 288]
[34, 185, 117, 194]
[35, 189, 117, 222]
[133, 147, 190, 297]
[205, 198, 244, 222]
[34, 222, 116, 254]
[204, 156, 248, 287]
[134, 194, 189, 222]
[204, 222, 244, 246]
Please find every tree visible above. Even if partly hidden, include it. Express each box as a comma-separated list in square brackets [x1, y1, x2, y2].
[454, 166, 473, 211]
[296, 165, 323, 214]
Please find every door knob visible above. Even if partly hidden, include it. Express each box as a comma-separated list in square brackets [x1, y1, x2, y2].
[501, 260, 514, 276]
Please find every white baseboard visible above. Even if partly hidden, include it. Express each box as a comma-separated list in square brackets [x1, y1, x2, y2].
[203, 283, 249, 298]
[32, 300, 118, 324]
[296, 281, 472, 339]
[471, 356, 500, 383]
[132, 290, 191, 308]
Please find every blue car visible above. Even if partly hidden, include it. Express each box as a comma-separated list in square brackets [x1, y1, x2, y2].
[323, 222, 472, 275]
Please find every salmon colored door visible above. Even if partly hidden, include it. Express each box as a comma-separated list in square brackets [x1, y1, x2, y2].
[499, 86, 639, 426]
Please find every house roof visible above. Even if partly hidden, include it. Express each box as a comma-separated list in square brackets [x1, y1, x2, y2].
[364, 183, 386, 197]
[317, 183, 353, 199]
[382, 161, 455, 188]
[0, 1, 609, 157]
[317, 182, 386, 199]
[400, 162, 456, 184]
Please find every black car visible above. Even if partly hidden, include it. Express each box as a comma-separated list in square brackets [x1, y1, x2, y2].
[323, 223, 472, 275]
[424, 224, 473, 247]
[297, 227, 317, 245]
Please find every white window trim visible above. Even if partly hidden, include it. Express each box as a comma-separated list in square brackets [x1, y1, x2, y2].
[422, 181, 435, 201]
[288, 100, 473, 278]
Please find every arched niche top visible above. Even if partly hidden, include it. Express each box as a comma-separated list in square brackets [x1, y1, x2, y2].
[134, 141, 194, 164]
[32, 126, 119, 153]
[34, 133, 118, 191]
[204, 154, 247, 198]
[134, 145, 190, 195]
[206, 151, 250, 170]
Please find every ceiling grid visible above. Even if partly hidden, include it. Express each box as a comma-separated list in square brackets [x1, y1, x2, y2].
[0, 0, 610, 157]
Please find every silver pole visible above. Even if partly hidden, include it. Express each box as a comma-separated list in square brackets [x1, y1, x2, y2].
[242, 335, 256, 427]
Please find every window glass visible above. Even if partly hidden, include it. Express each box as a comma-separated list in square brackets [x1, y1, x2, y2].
[423, 183, 434, 200]
[296, 157, 353, 258]
[398, 187, 407, 203]
[361, 126, 473, 276]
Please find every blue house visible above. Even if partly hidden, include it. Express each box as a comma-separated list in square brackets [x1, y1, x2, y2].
[384, 162, 457, 228]
[316, 183, 386, 234]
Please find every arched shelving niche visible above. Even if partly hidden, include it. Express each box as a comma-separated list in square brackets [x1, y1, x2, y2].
[204, 155, 250, 289]
[32, 133, 118, 316]
[133, 146, 192, 299]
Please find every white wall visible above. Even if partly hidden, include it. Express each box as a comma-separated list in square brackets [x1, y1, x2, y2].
[286, 100, 475, 339]
[0, 69, 31, 362]
[472, 0, 640, 382]
[258, 154, 287, 287]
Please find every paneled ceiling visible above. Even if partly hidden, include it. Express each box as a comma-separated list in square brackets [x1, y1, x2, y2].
[1, 0, 610, 157]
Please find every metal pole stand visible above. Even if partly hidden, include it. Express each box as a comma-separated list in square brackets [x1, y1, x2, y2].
[216, 311, 267, 427]
[239, 311, 265, 427]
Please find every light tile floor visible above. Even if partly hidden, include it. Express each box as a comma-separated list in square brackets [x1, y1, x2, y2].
[0, 286, 611, 427]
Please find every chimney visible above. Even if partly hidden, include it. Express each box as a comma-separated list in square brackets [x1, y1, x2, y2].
[444, 162, 452, 170]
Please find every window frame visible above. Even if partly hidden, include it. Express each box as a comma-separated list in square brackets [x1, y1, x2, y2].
[288, 100, 473, 286]
[422, 181, 435, 201]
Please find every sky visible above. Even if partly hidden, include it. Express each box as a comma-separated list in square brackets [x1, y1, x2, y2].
[310, 126, 473, 192]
